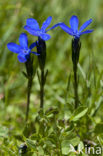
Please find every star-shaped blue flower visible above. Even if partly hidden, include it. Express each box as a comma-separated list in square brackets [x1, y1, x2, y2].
[60, 15, 93, 39]
[24, 16, 61, 41]
[7, 33, 39, 63]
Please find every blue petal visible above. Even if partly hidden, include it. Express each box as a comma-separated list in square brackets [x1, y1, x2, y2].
[26, 18, 40, 30]
[60, 23, 73, 35]
[17, 53, 27, 63]
[41, 16, 52, 32]
[24, 25, 40, 36]
[19, 33, 28, 49]
[7, 43, 21, 53]
[79, 19, 93, 33]
[31, 51, 40, 55]
[29, 42, 37, 50]
[79, 29, 93, 35]
[40, 33, 51, 41]
[46, 22, 63, 32]
[70, 15, 79, 33]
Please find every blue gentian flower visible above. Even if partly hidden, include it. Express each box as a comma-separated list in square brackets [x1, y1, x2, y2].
[24, 16, 61, 41]
[7, 33, 39, 63]
[60, 15, 93, 39]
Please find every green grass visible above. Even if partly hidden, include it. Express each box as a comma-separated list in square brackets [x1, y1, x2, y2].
[0, 0, 103, 155]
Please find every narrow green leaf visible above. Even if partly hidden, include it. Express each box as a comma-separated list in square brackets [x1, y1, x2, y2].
[70, 107, 88, 122]
[26, 139, 36, 150]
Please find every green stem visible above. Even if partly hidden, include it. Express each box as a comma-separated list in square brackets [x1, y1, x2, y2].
[26, 77, 32, 121]
[73, 63, 78, 109]
[40, 70, 44, 109]
[25, 58, 33, 122]
[72, 38, 81, 109]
